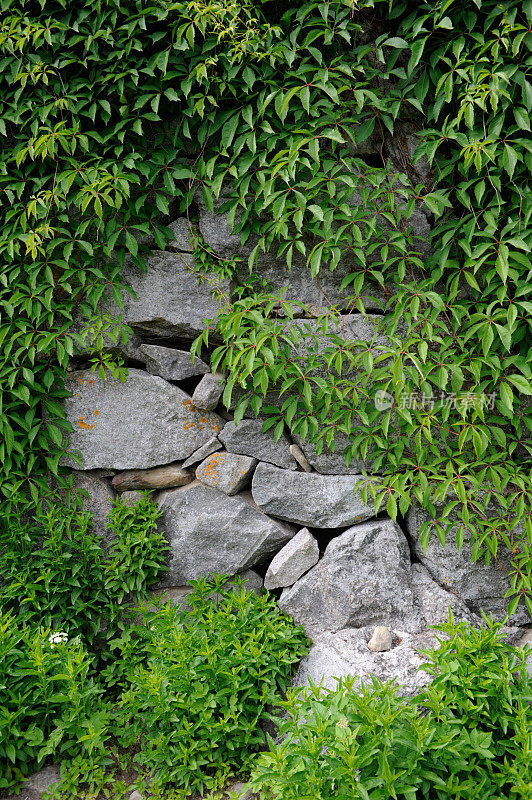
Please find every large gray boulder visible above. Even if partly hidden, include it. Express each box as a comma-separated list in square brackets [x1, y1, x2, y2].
[110, 251, 230, 339]
[139, 344, 209, 380]
[406, 502, 530, 624]
[293, 627, 434, 696]
[219, 420, 296, 470]
[252, 463, 373, 528]
[264, 528, 319, 590]
[278, 519, 424, 637]
[62, 369, 223, 470]
[156, 482, 295, 585]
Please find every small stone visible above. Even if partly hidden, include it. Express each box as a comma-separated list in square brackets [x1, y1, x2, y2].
[112, 463, 192, 491]
[265, 528, 319, 590]
[196, 452, 257, 495]
[368, 626, 393, 652]
[139, 344, 209, 380]
[219, 419, 296, 470]
[119, 490, 145, 506]
[289, 444, 312, 472]
[182, 437, 222, 468]
[128, 791, 144, 800]
[192, 372, 226, 411]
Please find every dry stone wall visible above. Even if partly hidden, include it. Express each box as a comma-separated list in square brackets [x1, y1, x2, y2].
[62, 209, 530, 692]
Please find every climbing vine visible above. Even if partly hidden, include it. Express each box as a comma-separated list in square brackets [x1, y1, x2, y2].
[0, 0, 530, 610]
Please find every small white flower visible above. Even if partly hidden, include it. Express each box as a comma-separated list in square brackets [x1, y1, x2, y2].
[48, 631, 68, 648]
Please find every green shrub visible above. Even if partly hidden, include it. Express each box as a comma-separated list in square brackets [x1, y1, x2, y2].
[248, 616, 532, 800]
[0, 613, 108, 793]
[0, 491, 167, 653]
[113, 574, 309, 796]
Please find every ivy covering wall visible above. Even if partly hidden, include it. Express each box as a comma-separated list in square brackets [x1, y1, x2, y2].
[0, 0, 530, 610]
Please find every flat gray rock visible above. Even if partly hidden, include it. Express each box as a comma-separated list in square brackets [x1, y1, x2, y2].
[219, 420, 296, 470]
[293, 627, 434, 696]
[195, 452, 257, 495]
[110, 251, 230, 339]
[265, 528, 319, 590]
[156, 482, 295, 585]
[62, 369, 223, 470]
[407, 501, 530, 624]
[139, 344, 209, 380]
[192, 372, 225, 410]
[252, 463, 373, 528]
[279, 518, 424, 637]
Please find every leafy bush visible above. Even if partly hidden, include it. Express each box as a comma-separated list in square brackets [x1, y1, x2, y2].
[248, 616, 532, 800]
[0, 491, 167, 653]
[0, 614, 107, 793]
[112, 574, 309, 796]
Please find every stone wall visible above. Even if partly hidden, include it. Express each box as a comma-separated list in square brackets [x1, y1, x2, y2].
[62, 207, 530, 692]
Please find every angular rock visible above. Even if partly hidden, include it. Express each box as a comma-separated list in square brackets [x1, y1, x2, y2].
[368, 626, 392, 652]
[192, 372, 225, 410]
[109, 251, 230, 340]
[264, 528, 319, 590]
[219, 420, 296, 470]
[139, 344, 209, 380]
[166, 217, 195, 252]
[18, 766, 62, 800]
[195, 452, 257, 496]
[69, 470, 115, 545]
[411, 563, 477, 627]
[407, 501, 530, 624]
[279, 518, 424, 637]
[112, 463, 192, 491]
[62, 369, 223, 470]
[156, 482, 294, 585]
[252, 463, 373, 528]
[293, 627, 434, 696]
[182, 437, 222, 468]
[119, 490, 145, 506]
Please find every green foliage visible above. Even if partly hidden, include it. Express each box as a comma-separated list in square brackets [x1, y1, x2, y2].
[0, 0, 530, 604]
[0, 615, 107, 792]
[112, 574, 309, 797]
[248, 616, 532, 800]
[190, 0, 532, 613]
[0, 491, 167, 652]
